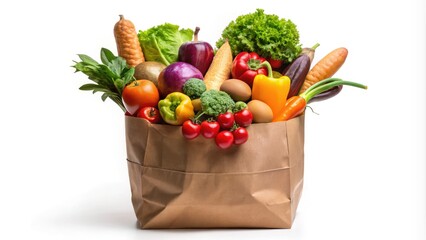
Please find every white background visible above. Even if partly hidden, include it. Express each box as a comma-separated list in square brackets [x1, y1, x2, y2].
[0, 0, 425, 239]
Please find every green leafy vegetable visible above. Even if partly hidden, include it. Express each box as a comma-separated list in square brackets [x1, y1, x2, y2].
[138, 23, 193, 66]
[216, 8, 302, 63]
[72, 48, 135, 112]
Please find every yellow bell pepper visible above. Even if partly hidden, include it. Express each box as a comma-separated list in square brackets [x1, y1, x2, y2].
[251, 61, 290, 120]
[158, 92, 194, 125]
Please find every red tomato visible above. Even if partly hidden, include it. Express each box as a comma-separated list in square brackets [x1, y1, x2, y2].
[233, 127, 249, 145]
[200, 120, 220, 139]
[122, 80, 160, 115]
[234, 109, 253, 128]
[182, 120, 201, 140]
[137, 106, 160, 123]
[217, 112, 235, 130]
[267, 58, 284, 69]
[215, 130, 234, 149]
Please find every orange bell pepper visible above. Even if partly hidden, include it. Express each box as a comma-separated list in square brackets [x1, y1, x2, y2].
[251, 61, 290, 120]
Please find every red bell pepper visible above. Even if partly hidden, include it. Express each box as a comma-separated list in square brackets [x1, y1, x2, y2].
[231, 52, 269, 87]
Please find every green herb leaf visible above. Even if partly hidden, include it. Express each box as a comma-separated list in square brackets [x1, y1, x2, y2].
[78, 54, 99, 65]
[97, 64, 118, 80]
[114, 78, 125, 94]
[122, 68, 135, 86]
[109, 57, 127, 77]
[79, 83, 109, 92]
[100, 48, 116, 65]
[101, 92, 118, 102]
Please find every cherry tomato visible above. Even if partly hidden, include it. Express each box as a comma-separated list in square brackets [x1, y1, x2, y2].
[181, 120, 201, 140]
[122, 80, 160, 115]
[234, 109, 253, 128]
[137, 106, 161, 123]
[233, 127, 249, 145]
[217, 112, 235, 130]
[215, 130, 234, 149]
[200, 120, 220, 139]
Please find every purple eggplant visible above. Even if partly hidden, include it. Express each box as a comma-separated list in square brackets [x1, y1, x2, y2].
[301, 43, 320, 64]
[283, 54, 311, 98]
[157, 62, 203, 97]
[308, 85, 343, 103]
[178, 27, 214, 76]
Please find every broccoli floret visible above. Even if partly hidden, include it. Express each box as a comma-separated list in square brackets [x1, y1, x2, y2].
[182, 78, 206, 99]
[200, 90, 235, 117]
[233, 101, 247, 113]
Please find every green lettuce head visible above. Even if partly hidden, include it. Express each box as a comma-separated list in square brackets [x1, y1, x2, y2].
[138, 23, 193, 66]
[216, 9, 302, 64]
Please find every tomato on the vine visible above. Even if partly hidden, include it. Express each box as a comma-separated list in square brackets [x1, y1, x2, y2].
[181, 120, 201, 140]
[233, 127, 249, 145]
[217, 112, 235, 130]
[200, 120, 220, 139]
[215, 130, 234, 149]
[234, 109, 253, 128]
[137, 106, 161, 123]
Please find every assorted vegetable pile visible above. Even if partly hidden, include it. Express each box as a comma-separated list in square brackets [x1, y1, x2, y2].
[72, 9, 367, 149]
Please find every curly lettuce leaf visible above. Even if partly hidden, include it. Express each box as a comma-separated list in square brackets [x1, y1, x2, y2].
[138, 23, 193, 66]
[216, 9, 302, 63]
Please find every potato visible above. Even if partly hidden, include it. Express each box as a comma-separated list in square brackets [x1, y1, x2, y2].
[247, 100, 273, 123]
[220, 79, 251, 102]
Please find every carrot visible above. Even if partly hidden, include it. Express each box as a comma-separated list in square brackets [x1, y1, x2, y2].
[299, 47, 348, 94]
[273, 95, 306, 122]
[274, 78, 367, 121]
[203, 40, 233, 90]
[114, 15, 145, 67]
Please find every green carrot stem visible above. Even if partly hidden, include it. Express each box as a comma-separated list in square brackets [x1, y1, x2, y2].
[303, 77, 343, 94]
[300, 79, 367, 103]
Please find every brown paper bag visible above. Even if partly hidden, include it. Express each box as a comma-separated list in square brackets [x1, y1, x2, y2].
[125, 114, 305, 229]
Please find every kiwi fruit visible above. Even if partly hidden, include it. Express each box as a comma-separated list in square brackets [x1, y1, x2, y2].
[134, 61, 166, 87]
